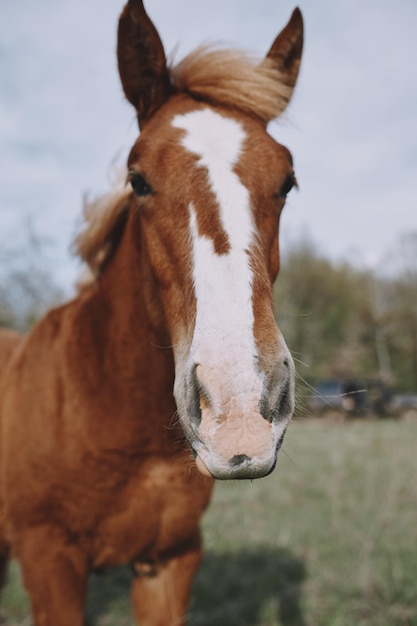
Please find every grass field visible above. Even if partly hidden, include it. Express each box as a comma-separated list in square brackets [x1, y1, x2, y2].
[1, 418, 416, 625]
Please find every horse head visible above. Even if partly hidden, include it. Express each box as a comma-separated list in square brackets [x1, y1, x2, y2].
[117, 0, 303, 479]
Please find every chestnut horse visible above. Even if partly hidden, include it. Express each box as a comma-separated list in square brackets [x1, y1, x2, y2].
[0, 1, 303, 624]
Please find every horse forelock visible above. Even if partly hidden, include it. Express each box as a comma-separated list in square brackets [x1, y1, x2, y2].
[170, 46, 292, 124]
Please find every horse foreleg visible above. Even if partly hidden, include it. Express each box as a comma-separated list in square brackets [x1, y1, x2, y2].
[14, 525, 88, 626]
[0, 503, 11, 590]
[131, 536, 202, 626]
[0, 540, 10, 590]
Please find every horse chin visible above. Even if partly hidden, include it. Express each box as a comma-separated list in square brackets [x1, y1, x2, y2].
[193, 446, 278, 481]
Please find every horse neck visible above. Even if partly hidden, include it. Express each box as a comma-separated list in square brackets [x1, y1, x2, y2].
[94, 210, 175, 402]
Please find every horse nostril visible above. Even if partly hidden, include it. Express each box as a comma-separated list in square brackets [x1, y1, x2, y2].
[272, 378, 292, 421]
[260, 358, 294, 423]
[189, 365, 202, 429]
[189, 363, 214, 429]
[229, 454, 251, 468]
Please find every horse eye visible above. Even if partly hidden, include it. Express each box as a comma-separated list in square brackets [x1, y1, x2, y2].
[129, 172, 153, 197]
[278, 174, 297, 199]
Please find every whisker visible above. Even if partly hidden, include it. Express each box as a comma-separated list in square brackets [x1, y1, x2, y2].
[149, 340, 179, 350]
[292, 356, 310, 368]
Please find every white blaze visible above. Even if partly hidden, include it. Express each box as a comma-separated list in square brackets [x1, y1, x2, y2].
[172, 109, 262, 407]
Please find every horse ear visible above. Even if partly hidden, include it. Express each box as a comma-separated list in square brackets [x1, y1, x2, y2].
[265, 7, 304, 114]
[117, 0, 172, 127]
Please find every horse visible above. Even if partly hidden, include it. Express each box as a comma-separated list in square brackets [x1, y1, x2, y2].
[0, 1, 303, 624]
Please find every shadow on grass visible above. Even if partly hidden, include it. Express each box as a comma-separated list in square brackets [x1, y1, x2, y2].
[189, 548, 306, 626]
[86, 565, 134, 625]
[86, 548, 306, 626]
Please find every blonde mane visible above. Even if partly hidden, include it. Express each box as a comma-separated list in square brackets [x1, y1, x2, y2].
[72, 172, 131, 285]
[73, 46, 290, 286]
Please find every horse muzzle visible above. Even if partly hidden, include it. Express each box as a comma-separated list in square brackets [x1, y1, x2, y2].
[180, 355, 294, 480]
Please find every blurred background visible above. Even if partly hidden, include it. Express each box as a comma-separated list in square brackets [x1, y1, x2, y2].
[1, 2, 417, 625]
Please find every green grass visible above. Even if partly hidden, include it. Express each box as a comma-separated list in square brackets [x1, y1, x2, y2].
[1, 419, 416, 625]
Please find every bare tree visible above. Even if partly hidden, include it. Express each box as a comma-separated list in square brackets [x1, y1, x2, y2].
[0, 220, 64, 331]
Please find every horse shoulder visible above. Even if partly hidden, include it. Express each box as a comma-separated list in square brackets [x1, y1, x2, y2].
[0, 297, 95, 516]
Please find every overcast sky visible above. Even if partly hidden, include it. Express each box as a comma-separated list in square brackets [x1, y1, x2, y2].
[1, 0, 416, 291]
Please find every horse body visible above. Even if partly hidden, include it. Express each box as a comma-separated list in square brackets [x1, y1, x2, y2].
[1, 242, 212, 623]
[0, 1, 303, 624]
[1, 242, 211, 555]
